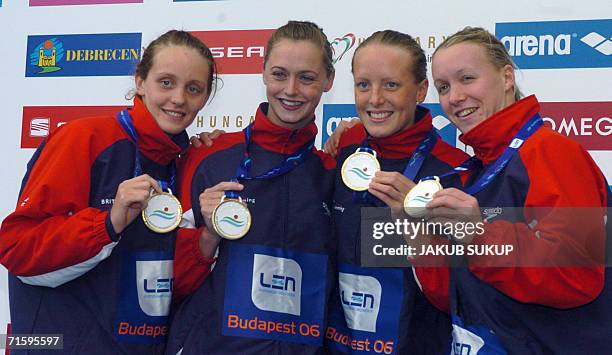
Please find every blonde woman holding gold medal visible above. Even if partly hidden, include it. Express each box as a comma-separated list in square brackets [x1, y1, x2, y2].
[423, 27, 611, 354]
[166, 21, 337, 355]
[0, 31, 220, 354]
[324, 30, 469, 355]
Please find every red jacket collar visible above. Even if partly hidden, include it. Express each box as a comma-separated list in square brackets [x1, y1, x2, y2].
[460, 95, 540, 165]
[129, 96, 187, 165]
[368, 106, 433, 159]
[251, 103, 318, 154]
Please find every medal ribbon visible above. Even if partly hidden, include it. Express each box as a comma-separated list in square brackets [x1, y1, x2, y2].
[353, 129, 439, 206]
[225, 123, 315, 199]
[421, 113, 543, 195]
[116, 109, 176, 192]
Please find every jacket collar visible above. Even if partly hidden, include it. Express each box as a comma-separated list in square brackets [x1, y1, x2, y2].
[129, 96, 188, 165]
[367, 106, 433, 159]
[250, 103, 318, 154]
[460, 95, 540, 165]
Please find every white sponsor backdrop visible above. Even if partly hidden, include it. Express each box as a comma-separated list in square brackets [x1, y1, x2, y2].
[0, 0, 610, 331]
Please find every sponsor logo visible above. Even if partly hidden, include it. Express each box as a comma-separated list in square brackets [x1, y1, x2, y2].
[540, 102, 611, 150]
[30, 0, 142, 5]
[251, 254, 302, 316]
[331, 34, 356, 63]
[321, 104, 359, 146]
[30, 117, 50, 137]
[136, 260, 173, 317]
[482, 207, 503, 222]
[21, 105, 127, 148]
[425, 103, 460, 147]
[194, 113, 254, 131]
[509, 138, 524, 149]
[322, 101, 611, 152]
[338, 273, 381, 333]
[333, 201, 345, 213]
[190, 29, 274, 74]
[325, 32, 448, 65]
[451, 324, 485, 355]
[496, 20, 611, 69]
[26, 33, 141, 77]
[322, 202, 331, 216]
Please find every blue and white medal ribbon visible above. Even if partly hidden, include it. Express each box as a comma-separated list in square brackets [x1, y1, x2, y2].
[117, 109, 182, 233]
[420, 113, 544, 196]
[403, 114, 544, 218]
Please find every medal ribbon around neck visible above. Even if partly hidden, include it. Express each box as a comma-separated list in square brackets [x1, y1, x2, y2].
[214, 123, 315, 240]
[224, 123, 315, 199]
[117, 109, 181, 233]
[420, 113, 543, 195]
[353, 129, 439, 206]
[117, 109, 176, 190]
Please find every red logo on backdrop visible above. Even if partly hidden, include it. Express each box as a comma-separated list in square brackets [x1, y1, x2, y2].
[540, 102, 611, 150]
[190, 29, 275, 74]
[22, 106, 127, 148]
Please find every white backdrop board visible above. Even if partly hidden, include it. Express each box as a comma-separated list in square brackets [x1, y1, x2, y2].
[0, 0, 610, 334]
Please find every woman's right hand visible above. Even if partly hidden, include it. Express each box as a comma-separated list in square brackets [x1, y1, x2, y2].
[199, 181, 244, 232]
[110, 174, 161, 234]
[323, 119, 360, 157]
[190, 129, 226, 148]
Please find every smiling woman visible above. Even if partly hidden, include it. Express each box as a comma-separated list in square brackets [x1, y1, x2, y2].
[325, 30, 469, 355]
[135, 45, 211, 135]
[0, 30, 219, 354]
[263, 39, 334, 129]
[165, 21, 338, 355]
[424, 26, 612, 354]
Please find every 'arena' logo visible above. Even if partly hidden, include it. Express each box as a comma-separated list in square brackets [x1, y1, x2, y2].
[322, 104, 359, 146]
[495, 19, 611, 69]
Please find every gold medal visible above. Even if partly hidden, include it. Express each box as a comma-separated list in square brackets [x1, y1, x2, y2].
[212, 196, 252, 240]
[142, 190, 182, 233]
[404, 177, 442, 218]
[341, 148, 380, 191]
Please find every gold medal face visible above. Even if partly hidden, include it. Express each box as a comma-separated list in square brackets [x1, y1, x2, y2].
[212, 198, 252, 240]
[403, 177, 442, 218]
[142, 192, 183, 233]
[341, 150, 381, 191]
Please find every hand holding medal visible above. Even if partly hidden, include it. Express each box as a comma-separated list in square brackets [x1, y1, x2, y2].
[403, 176, 443, 218]
[141, 185, 182, 233]
[200, 181, 249, 240]
[207, 124, 314, 240]
[114, 109, 182, 234]
[110, 174, 167, 234]
[368, 171, 417, 218]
